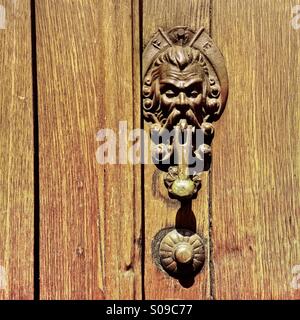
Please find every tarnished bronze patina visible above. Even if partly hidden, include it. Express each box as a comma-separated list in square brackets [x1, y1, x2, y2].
[143, 26, 228, 200]
[144, 26, 228, 278]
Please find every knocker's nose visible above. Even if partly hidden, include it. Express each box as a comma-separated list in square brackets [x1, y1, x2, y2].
[176, 92, 189, 112]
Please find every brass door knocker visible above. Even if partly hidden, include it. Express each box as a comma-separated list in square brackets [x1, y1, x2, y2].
[143, 26, 228, 277]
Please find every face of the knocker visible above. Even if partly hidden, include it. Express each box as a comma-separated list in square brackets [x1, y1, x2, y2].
[158, 63, 206, 129]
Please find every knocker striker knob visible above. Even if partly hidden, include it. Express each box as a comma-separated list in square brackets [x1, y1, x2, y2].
[174, 243, 194, 264]
[159, 229, 205, 277]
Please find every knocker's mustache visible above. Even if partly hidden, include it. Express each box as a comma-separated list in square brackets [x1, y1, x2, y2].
[159, 106, 201, 136]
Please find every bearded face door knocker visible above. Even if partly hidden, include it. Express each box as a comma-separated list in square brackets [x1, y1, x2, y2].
[144, 27, 228, 279]
[143, 27, 228, 200]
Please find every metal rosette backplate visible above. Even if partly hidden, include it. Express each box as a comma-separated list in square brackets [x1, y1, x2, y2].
[159, 228, 205, 277]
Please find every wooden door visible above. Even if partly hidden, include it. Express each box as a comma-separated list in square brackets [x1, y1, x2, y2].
[0, 0, 299, 300]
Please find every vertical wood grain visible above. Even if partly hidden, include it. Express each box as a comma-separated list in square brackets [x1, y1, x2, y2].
[0, 0, 34, 300]
[211, 0, 300, 299]
[143, 0, 212, 299]
[37, 0, 141, 299]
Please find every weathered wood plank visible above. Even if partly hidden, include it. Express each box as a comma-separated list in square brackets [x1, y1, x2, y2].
[37, 0, 142, 299]
[143, 0, 212, 299]
[0, 0, 34, 300]
[211, 0, 300, 299]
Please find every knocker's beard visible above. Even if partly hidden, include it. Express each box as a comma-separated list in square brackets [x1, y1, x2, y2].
[152, 103, 206, 174]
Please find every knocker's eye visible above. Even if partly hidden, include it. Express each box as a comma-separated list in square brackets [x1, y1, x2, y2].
[190, 90, 199, 98]
[165, 90, 177, 98]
